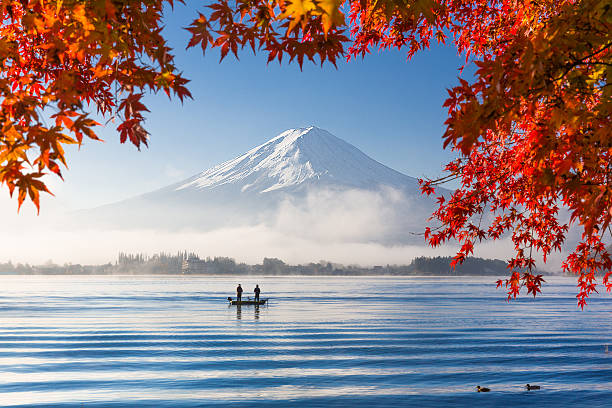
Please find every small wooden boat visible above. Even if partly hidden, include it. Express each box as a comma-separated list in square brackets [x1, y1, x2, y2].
[227, 297, 267, 306]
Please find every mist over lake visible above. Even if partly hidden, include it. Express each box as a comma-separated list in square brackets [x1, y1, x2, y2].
[1, 275, 611, 407]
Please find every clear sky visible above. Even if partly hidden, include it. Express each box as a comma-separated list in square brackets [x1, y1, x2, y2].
[16, 2, 468, 212]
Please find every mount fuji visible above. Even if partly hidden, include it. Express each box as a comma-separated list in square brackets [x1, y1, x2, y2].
[85, 126, 441, 243]
[175, 126, 419, 194]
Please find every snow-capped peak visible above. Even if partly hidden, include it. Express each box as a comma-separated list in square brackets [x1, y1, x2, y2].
[176, 126, 415, 194]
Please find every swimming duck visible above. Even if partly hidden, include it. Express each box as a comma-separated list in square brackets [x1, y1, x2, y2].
[525, 384, 540, 390]
[476, 386, 490, 392]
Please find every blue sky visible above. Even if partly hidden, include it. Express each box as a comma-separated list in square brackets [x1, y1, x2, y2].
[50, 3, 468, 211]
[8, 3, 467, 212]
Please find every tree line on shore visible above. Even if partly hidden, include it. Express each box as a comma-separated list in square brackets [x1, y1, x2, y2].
[0, 253, 533, 276]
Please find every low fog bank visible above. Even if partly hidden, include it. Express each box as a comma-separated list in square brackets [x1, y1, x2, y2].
[0, 225, 454, 266]
[0, 186, 565, 271]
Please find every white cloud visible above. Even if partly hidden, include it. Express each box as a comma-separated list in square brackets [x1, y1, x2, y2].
[273, 187, 411, 242]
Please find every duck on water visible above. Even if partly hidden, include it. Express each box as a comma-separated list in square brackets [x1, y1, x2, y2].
[475, 384, 541, 392]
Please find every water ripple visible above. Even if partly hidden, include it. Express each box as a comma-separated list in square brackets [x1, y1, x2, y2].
[0, 275, 611, 407]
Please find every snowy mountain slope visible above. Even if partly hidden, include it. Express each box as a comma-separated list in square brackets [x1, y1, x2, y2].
[82, 127, 440, 241]
[173, 126, 418, 194]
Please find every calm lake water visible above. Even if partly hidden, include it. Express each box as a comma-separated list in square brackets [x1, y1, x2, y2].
[0, 275, 611, 407]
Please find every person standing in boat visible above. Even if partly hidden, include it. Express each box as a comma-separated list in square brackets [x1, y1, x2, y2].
[236, 284, 243, 302]
[254, 284, 261, 302]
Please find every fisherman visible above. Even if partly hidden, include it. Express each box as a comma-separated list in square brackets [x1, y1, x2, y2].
[236, 284, 243, 302]
[254, 284, 261, 302]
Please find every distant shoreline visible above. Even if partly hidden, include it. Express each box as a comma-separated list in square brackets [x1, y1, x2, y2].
[0, 273, 554, 277]
[1, 254, 543, 276]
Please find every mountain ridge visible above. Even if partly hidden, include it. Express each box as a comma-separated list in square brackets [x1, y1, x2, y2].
[80, 126, 438, 241]
[171, 126, 419, 195]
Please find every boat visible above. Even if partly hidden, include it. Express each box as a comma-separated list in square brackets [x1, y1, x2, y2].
[227, 297, 267, 306]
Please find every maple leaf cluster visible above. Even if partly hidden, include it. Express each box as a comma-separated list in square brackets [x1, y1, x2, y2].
[0, 0, 191, 211]
[1, 0, 609, 305]
[418, 0, 611, 307]
[186, 0, 348, 68]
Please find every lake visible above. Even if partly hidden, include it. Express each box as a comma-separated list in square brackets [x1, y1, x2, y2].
[0, 275, 611, 407]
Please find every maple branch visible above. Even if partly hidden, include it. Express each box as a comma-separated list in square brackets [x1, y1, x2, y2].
[568, 41, 612, 65]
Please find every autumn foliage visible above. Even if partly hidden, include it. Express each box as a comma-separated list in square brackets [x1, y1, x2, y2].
[1, 0, 610, 305]
[0, 0, 190, 211]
